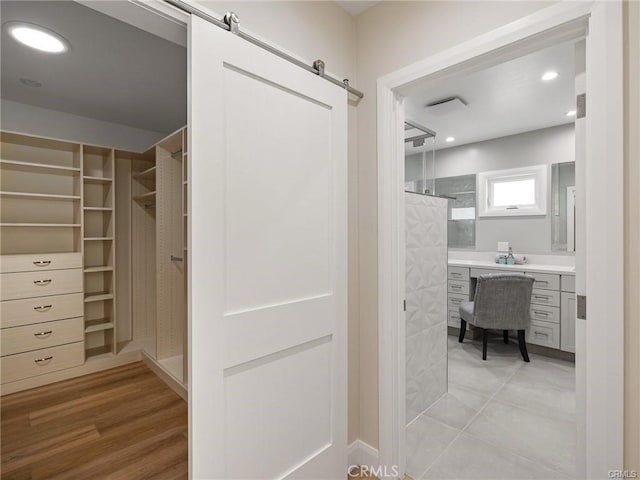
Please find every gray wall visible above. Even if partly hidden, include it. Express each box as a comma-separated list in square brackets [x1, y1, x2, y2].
[406, 124, 575, 254]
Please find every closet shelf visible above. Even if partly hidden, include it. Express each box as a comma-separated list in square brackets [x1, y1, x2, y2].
[85, 320, 115, 333]
[134, 165, 156, 179]
[0, 159, 80, 173]
[83, 237, 113, 241]
[0, 223, 80, 227]
[84, 266, 113, 273]
[85, 346, 114, 361]
[84, 293, 114, 303]
[83, 176, 112, 184]
[83, 206, 112, 211]
[0, 191, 80, 201]
[134, 191, 156, 201]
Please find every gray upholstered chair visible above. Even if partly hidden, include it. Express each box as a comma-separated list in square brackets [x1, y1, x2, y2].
[458, 273, 535, 362]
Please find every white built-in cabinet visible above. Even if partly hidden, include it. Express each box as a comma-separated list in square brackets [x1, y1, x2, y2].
[447, 265, 576, 354]
[0, 129, 188, 394]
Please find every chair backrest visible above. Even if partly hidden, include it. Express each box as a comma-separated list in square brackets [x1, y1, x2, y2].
[472, 274, 535, 330]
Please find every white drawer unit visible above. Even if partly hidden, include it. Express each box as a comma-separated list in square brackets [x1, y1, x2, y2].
[0, 293, 84, 329]
[0, 253, 82, 274]
[526, 319, 560, 349]
[0, 269, 83, 302]
[448, 279, 469, 295]
[525, 272, 560, 291]
[448, 292, 467, 310]
[448, 266, 470, 281]
[0, 341, 84, 384]
[530, 289, 560, 307]
[530, 304, 560, 324]
[561, 275, 576, 293]
[1, 317, 83, 357]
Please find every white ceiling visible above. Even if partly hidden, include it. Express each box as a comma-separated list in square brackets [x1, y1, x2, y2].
[1, 1, 187, 134]
[404, 41, 576, 155]
[335, 1, 380, 16]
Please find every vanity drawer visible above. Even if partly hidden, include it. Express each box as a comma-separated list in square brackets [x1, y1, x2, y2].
[0, 293, 84, 329]
[561, 275, 576, 293]
[448, 309, 462, 328]
[525, 272, 560, 291]
[448, 267, 469, 281]
[1, 341, 84, 384]
[448, 280, 469, 295]
[526, 320, 560, 349]
[0, 269, 82, 301]
[530, 304, 560, 324]
[1, 317, 83, 357]
[448, 293, 468, 309]
[0, 253, 82, 274]
[530, 289, 560, 307]
[470, 267, 521, 278]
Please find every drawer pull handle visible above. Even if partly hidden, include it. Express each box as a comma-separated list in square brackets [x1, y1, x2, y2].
[34, 356, 53, 364]
[534, 295, 549, 300]
[533, 311, 549, 316]
[451, 285, 462, 290]
[33, 279, 52, 286]
[34, 330, 53, 338]
[534, 331, 549, 337]
[33, 260, 51, 267]
[171, 255, 183, 262]
[536, 281, 548, 285]
[33, 305, 52, 312]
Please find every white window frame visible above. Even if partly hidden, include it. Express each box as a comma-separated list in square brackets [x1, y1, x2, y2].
[478, 164, 547, 217]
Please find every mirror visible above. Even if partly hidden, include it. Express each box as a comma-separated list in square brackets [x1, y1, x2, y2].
[551, 161, 576, 252]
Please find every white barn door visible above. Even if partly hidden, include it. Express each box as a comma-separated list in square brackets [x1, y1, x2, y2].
[188, 14, 348, 480]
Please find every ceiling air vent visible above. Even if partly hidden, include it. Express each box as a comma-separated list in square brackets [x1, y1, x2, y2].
[425, 96, 468, 116]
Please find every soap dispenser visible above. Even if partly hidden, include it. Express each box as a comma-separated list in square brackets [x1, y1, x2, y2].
[506, 247, 515, 265]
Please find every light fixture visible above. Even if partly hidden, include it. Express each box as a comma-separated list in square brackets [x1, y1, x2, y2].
[445, 136, 455, 143]
[6, 22, 69, 53]
[541, 71, 559, 81]
[565, 110, 577, 117]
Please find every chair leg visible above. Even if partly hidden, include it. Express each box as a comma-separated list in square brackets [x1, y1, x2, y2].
[518, 330, 530, 362]
[482, 329, 488, 360]
[458, 319, 467, 343]
[503, 330, 509, 344]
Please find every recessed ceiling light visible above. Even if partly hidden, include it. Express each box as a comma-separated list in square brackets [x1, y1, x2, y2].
[19, 78, 42, 88]
[6, 22, 69, 53]
[565, 110, 577, 117]
[445, 136, 455, 143]
[541, 71, 559, 81]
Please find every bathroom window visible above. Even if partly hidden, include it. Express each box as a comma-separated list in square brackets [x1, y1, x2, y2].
[478, 165, 547, 217]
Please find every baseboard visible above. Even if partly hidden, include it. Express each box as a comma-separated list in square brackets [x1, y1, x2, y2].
[141, 352, 188, 401]
[348, 439, 380, 471]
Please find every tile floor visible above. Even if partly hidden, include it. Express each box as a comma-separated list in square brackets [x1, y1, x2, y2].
[406, 335, 576, 480]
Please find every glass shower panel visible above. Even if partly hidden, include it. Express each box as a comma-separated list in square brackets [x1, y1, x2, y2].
[405, 123, 435, 195]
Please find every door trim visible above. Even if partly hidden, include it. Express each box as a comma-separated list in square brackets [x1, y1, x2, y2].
[377, 1, 623, 477]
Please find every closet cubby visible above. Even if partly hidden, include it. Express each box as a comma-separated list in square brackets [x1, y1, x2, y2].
[0, 132, 82, 254]
[82, 145, 116, 359]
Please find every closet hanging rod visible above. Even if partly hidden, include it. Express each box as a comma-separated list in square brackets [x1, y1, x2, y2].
[163, 0, 364, 102]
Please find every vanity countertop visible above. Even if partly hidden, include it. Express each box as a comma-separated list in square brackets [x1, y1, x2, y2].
[448, 259, 575, 275]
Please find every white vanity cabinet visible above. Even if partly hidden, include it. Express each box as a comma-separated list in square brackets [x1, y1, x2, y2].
[447, 261, 575, 353]
[560, 274, 576, 353]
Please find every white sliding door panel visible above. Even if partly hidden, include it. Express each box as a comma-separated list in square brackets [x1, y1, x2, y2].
[189, 15, 347, 480]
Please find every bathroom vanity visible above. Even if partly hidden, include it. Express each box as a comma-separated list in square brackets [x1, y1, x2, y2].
[447, 258, 576, 353]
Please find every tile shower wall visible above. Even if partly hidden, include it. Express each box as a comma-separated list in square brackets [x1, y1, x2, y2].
[405, 192, 448, 425]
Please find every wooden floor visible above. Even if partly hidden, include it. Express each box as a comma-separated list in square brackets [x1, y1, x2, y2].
[1, 362, 187, 480]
